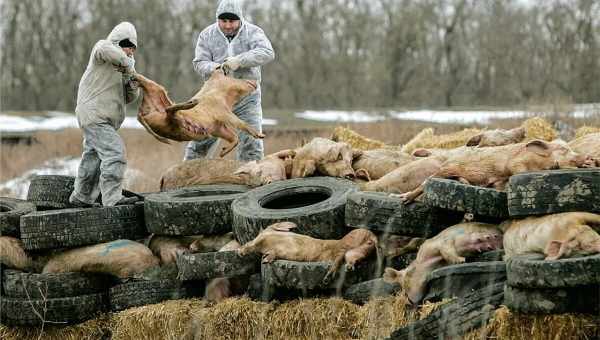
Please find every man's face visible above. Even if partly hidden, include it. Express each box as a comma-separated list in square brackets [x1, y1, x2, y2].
[122, 47, 136, 57]
[218, 19, 241, 36]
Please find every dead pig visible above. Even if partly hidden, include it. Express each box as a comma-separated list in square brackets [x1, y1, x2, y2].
[0, 236, 32, 271]
[352, 148, 415, 181]
[237, 222, 380, 282]
[233, 149, 296, 186]
[568, 132, 600, 167]
[466, 127, 526, 147]
[135, 68, 264, 157]
[502, 212, 600, 260]
[204, 240, 249, 303]
[291, 137, 358, 179]
[399, 140, 595, 203]
[43, 240, 160, 278]
[383, 222, 503, 304]
[159, 159, 244, 191]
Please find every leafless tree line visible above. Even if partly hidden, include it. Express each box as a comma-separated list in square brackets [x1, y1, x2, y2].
[1, 0, 599, 111]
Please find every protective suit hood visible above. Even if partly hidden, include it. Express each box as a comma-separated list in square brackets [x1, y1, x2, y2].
[216, 0, 245, 23]
[107, 22, 138, 48]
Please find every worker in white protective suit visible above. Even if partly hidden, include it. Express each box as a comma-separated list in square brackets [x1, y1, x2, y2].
[184, 0, 275, 162]
[69, 22, 141, 207]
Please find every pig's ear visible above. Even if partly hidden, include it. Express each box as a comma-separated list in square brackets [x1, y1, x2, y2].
[466, 134, 483, 146]
[412, 148, 432, 157]
[545, 240, 565, 260]
[525, 140, 551, 157]
[303, 160, 317, 177]
[383, 267, 405, 283]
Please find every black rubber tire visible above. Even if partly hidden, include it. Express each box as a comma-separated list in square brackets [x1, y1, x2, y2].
[177, 250, 260, 281]
[343, 278, 401, 305]
[345, 191, 463, 237]
[109, 279, 203, 312]
[144, 184, 250, 236]
[423, 178, 509, 219]
[26, 175, 75, 209]
[232, 177, 358, 244]
[506, 253, 600, 288]
[261, 259, 377, 292]
[2, 269, 114, 299]
[507, 169, 600, 217]
[387, 282, 504, 340]
[423, 261, 506, 302]
[504, 284, 599, 314]
[0, 293, 107, 326]
[0, 197, 36, 237]
[20, 202, 147, 251]
[26, 175, 142, 210]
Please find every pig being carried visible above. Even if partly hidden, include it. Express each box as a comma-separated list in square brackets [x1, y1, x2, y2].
[383, 222, 503, 304]
[399, 140, 594, 203]
[502, 212, 600, 260]
[237, 222, 380, 282]
[134, 68, 265, 157]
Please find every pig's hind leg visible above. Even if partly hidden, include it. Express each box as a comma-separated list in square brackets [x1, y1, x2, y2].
[224, 113, 265, 139]
[439, 242, 466, 264]
[214, 124, 239, 157]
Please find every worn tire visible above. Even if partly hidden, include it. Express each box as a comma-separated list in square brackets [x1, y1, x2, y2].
[387, 282, 504, 340]
[177, 250, 260, 281]
[0, 293, 107, 326]
[233, 177, 358, 244]
[109, 279, 203, 312]
[343, 278, 401, 304]
[27, 175, 75, 209]
[20, 203, 147, 251]
[423, 178, 509, 219]
[507, 169, 600, 217]
[345, 191, 462, 237]
[0, 197, 35, 237]
[506, 253, 600, 288]
[2, 269, 114, 299]
[261, 259, 377, 292]
[423, 261, 506, 303]
[504, 284, 599, 314]
[26, 175, 142, 210]
[145, 185, 250, 236]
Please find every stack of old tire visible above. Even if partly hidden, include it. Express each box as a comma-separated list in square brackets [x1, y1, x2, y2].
[504, 169, 600, 314]
[376, 177, 510, 339]
[0, 175, 149, 326]
[144, 184, 256, 301]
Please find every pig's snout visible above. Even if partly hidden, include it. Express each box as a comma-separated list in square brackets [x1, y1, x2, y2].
[580, 155, 596, 168]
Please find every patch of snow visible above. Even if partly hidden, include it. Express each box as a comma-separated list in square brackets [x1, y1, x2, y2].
[295, 110, 386, 123]
[388, 110, 529, 124]
[0, 157, 144, 199]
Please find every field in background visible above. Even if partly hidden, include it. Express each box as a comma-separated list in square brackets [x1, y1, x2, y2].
[2, 109, 600, 195]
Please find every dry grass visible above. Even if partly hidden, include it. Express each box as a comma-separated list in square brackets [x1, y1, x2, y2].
[0, 314, 111, 340]
[575, 126, 600, 139]
[464, 306, 600, 340]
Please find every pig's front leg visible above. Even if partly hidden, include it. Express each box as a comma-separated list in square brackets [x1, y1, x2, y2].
[214, 124, 239, 157]
[323, 253, 345, 284]
[439, 242, 466, 264]
[394, 183, 425, 204]
[261, 253, 276, 263]
[237, 238, 261, 256]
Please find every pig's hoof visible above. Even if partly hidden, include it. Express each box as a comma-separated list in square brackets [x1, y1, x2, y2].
[345, 263, 355, 271]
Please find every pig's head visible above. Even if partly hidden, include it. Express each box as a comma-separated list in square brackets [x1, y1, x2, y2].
[134, 74, 174, 117]
[235, 150, 295, 186]
[341, 229, 379, 268]
[466, 127, 526, 147]
[545, 226, 600, 260]
[383, 255, 443, 305]
[524, 140, 594, 169]
[316, 143, 356, 179]
[205, 277, 232, 302]
[291, 158, 317, 178]
[209, 68, 257, 106]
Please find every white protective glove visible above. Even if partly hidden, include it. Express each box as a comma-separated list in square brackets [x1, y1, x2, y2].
[221, 56, 241, 75]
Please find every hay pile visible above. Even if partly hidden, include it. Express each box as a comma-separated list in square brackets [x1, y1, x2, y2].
[574, 126, 600, 139]
[464, 306, 600, 340]
[401, 128, 482, 154]
[0, 314, 111, 340]
[521, 116, 557, 141]
[331, 126, 388, 151]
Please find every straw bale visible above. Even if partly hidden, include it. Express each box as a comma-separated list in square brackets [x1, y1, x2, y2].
[331, 126, 388, 151]
[574, 126, 600, 140]
[521, 117, 557, 141]
[401, 128, 481, 154]
[0, 314, 111, 340]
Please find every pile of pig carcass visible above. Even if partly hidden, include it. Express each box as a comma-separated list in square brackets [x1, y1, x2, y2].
[2, 126, 600, 329]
